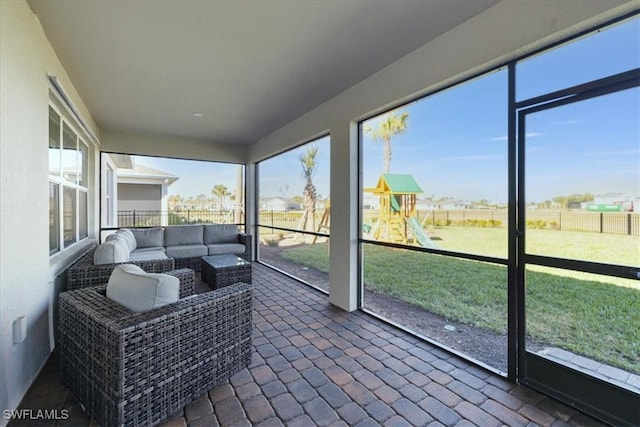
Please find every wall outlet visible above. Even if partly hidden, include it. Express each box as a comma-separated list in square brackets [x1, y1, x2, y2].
[13, 315, 26, 344]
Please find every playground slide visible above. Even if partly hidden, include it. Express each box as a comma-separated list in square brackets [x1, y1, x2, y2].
[405, 217, 438, 249]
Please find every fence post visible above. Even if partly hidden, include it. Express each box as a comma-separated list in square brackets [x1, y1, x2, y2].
[558, 212, 561, 231]
[628, 213, 632, 236]
[133, 210, 136, 227]
[600, 212, 604, 233]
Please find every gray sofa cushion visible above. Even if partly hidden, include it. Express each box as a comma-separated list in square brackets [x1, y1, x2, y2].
[164, 225, 204, 246]
[106, 264, 179, 313]
[117, 228, 137, 252]
[165, 245, 207, 259]
[94, 237, 130, 265]
[129, 227, 164, 248]
[130, 246, 165, 253]
[129, 249, 169, 261]
[204, 224, 239, 244]
[206, 243, 246, 256]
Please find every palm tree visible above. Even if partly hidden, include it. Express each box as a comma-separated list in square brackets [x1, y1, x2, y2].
[168, 195, 183, 211]
[299, 145, 319, 232]
[211, 184, 230, 210]
[365, 110, 409, 174]
[195, 193, 207, 210]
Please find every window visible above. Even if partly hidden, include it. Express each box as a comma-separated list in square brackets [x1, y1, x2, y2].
[517, 17, 640, 101]
[256, 136, 331, 291]
[49, 105, 90, 254]
[104, 163, 115, 226]
[357, 14, 640, 383]
[359, 69, 509, 372]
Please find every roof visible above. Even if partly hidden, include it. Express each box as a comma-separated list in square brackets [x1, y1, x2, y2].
[117, 164, 179, 185]
[366, 174, 423, 195]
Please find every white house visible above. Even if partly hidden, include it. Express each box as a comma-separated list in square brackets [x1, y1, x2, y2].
[101, 154, 178, 227]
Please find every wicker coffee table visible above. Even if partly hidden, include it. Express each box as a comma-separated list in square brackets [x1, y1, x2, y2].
[201, 254, 251, 289]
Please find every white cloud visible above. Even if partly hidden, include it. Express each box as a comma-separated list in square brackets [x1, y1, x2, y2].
[491, 132, 541, 141]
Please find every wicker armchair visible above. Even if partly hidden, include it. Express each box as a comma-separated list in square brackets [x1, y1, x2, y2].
[58, 281, 253, 427]
[66, 246, 175, 290]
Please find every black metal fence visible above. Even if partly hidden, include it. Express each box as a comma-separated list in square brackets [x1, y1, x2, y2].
[412, 209, 639, 237]
[119, 209, 640, 237]
[117, 210, 241, 227]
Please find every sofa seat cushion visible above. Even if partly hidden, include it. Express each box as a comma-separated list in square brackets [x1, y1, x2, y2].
[164, 225, 204, 246]
[129, 249, 169, 262]
[130, 246, 165, 253]
[129, 227, 164, 248]
[207, 243, 246, 256]
[165, 245, 207, 259]
[94, 237, 130, 265]
[106, 264, 179, 312]
[204, 224, 239, 244]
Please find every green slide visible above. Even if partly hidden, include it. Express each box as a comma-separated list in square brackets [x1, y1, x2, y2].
[405, 217, 438, 249]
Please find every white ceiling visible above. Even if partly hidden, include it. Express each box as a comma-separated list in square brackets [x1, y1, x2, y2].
[29, 0, 499, 145]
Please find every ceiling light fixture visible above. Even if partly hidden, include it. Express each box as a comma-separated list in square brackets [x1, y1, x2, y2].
[192, 112, 203, 117]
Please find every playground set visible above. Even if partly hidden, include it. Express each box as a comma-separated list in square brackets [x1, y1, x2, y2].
[364, 173, 438, 248]
[308, 173, 437, 249]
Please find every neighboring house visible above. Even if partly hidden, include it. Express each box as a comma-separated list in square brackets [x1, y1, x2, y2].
[101, 154, 179, 226]
[260, 197, 300, 211]
[590, 193, 637, 212]
[362, 194, 380, 210]
[416, 199, 470, 210]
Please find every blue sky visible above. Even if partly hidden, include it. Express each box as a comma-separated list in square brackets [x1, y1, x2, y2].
[258, 136, 331, 199]
[135, 17, 639, 204]
[134, 156, 243, 198]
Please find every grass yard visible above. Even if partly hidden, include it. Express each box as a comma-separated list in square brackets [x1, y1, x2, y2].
[279, 231, 640, 373]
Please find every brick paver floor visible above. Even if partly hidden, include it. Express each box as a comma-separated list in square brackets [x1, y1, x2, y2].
[10, 263, 607, 426]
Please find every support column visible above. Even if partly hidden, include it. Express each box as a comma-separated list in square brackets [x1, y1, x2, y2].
[329, 122, 359, 311]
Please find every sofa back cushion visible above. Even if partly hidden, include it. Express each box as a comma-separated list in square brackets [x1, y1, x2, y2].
[94, 237, 130, 265]
[106, 264, 179, 312]
[117, 228, 137, 252]
[204, 224, 239, 244]
[164, 225, 204, 246]
[129, 227, 164, 248]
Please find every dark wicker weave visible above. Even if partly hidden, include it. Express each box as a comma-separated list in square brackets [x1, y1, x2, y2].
[66, 246, 175, 290]
[166, 268, 196, 299]
[238, 233, 252, 261]
[202, 255, 252, 289]
[174, 233, 253, 272]
[58, 282, 253, 427]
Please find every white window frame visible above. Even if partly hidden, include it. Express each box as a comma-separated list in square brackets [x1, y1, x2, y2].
[49, 98, 92, 255]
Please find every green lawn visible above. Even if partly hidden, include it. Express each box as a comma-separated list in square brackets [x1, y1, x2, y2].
[279, 230, 640, 374]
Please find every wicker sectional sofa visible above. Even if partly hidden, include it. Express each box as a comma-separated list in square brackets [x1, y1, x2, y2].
[66, 224, 251, 290]
[59, 281, 253, 426]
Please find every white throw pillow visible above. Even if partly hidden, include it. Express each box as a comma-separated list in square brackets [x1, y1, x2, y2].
[106, 264, 179, 312]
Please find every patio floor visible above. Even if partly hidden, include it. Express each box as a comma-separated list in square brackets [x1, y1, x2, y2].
[10, 263, 606, 426]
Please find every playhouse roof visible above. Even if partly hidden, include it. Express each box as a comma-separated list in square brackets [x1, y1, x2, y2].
[368, 174, 423, 194]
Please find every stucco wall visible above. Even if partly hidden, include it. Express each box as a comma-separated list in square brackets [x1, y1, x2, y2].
[118, 183, 162, 212]
[0, 1, 99, 422]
